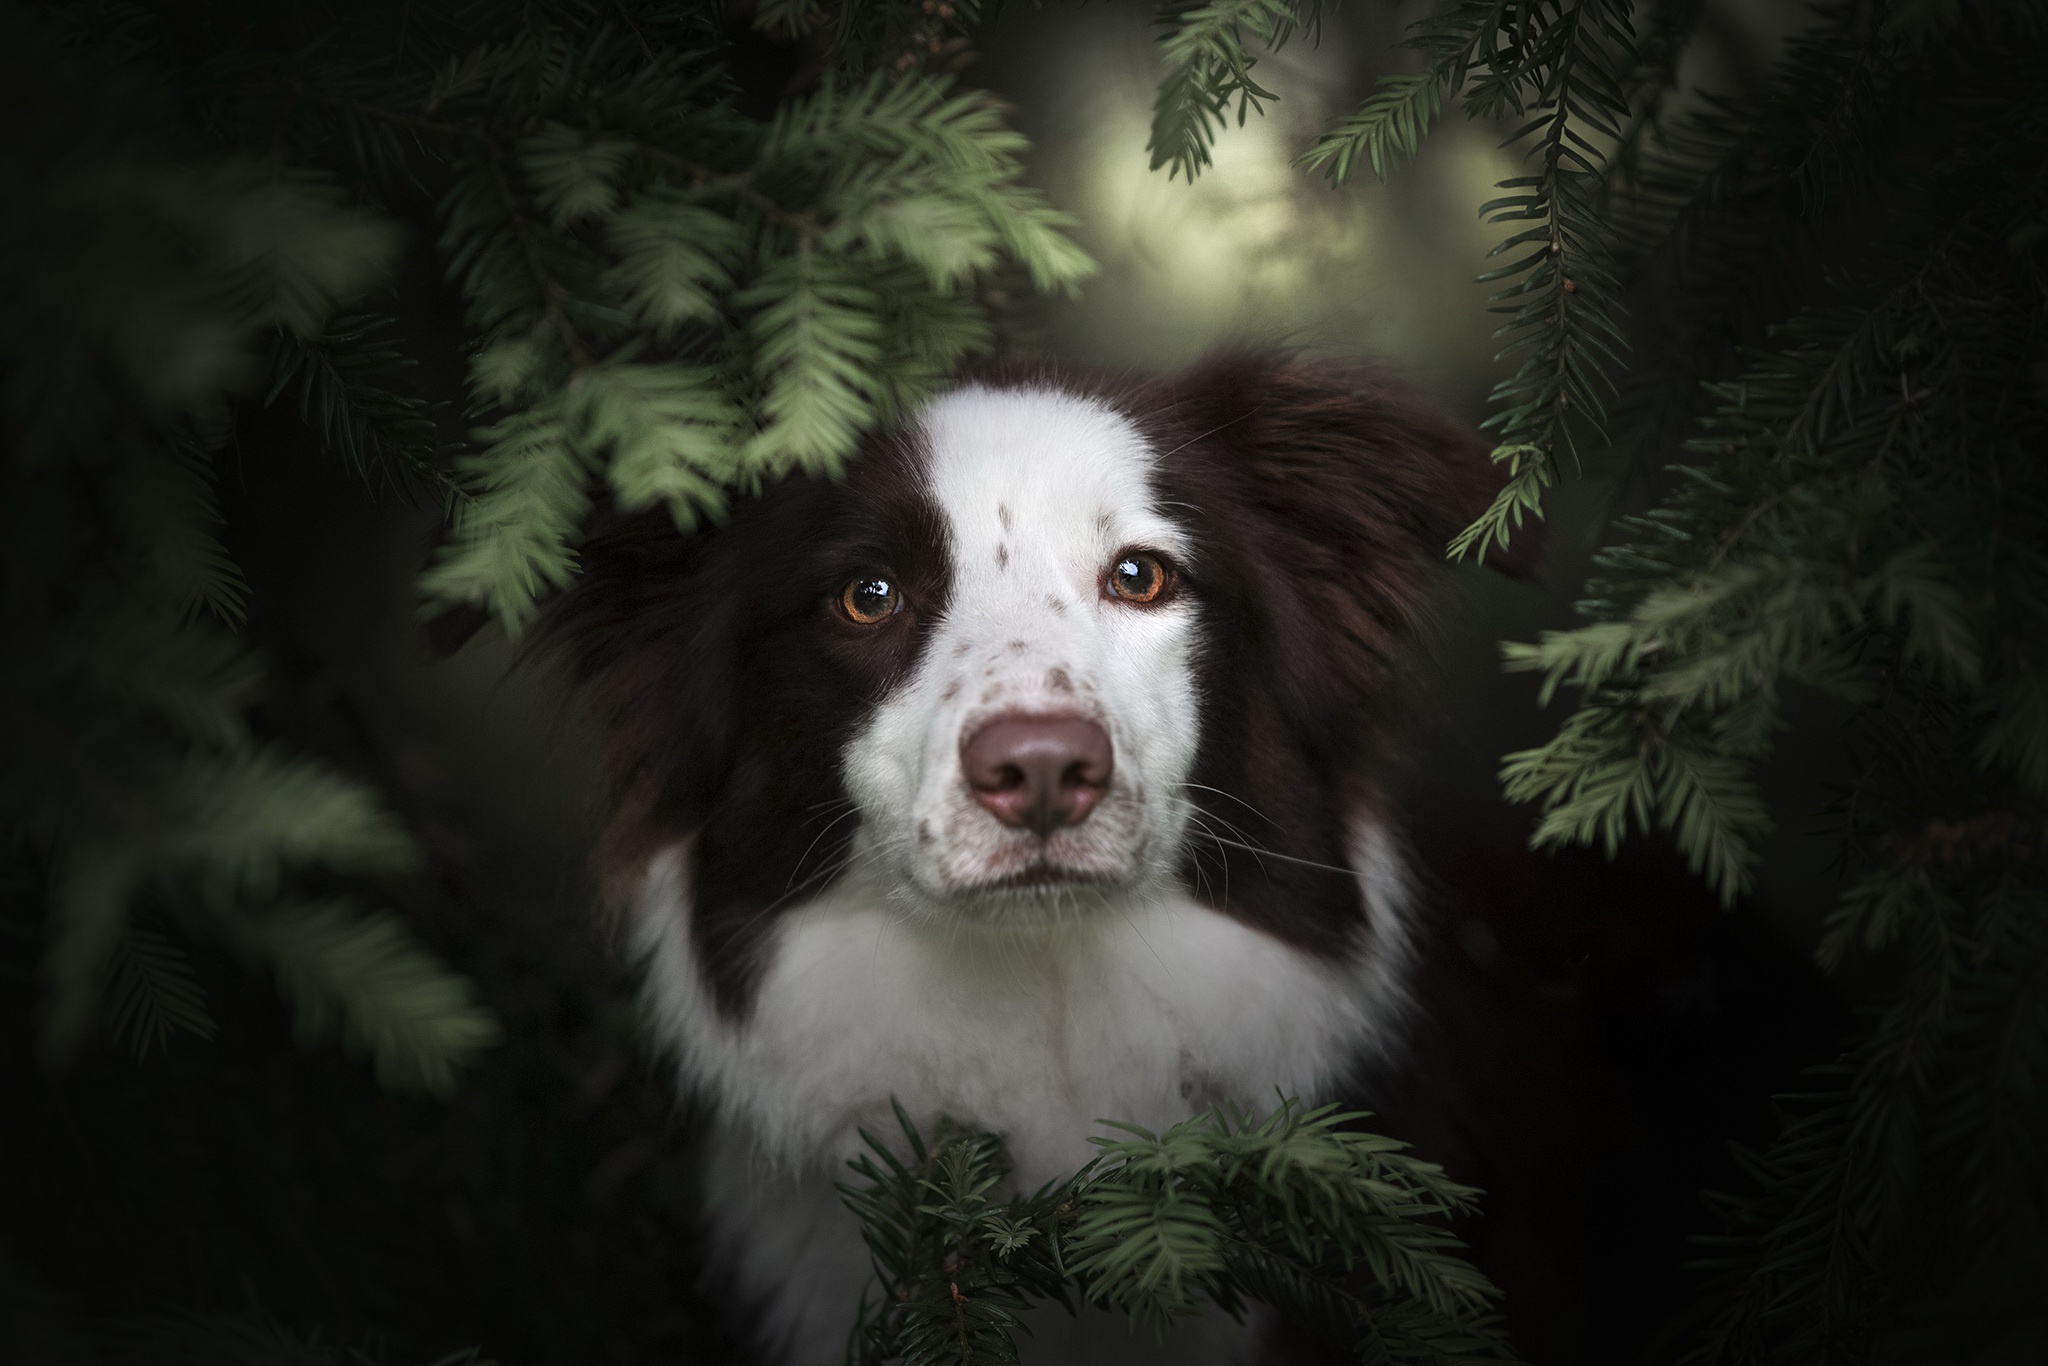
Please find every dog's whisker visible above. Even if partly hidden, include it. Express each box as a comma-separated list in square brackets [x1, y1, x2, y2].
[1177, 781, 1279, 829]
[1188, 829, 1357, 878]
[785, 805, 864, 890]
[1153, 406, 1262, 462]
[1177, 814, 1242, 904]
[1170, 790, 1269, 846]
[1172, 796, 1295, 879]
[1187, 822, 1257, 903]
[749, 845, 861, 922]
[1187, 808, 1269, 859]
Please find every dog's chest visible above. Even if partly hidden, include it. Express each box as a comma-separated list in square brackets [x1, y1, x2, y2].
[633, 850, 1386, 1184]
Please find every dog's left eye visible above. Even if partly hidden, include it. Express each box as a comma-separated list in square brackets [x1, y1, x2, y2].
[1106, 549, 1173, 605]
[838, 576, 903, 625]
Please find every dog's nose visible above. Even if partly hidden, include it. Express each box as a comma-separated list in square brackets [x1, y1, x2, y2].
[960, 714, 1114, 837]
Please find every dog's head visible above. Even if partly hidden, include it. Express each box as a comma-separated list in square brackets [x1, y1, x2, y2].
[554, 353, 1536, 1015]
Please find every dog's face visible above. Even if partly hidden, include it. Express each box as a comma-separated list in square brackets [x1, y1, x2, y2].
[842, 387, 1202, 913]
[557, 354, 1531, 1015]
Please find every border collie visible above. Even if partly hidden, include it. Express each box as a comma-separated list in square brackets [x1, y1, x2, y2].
[553, 352, 1531, 1363]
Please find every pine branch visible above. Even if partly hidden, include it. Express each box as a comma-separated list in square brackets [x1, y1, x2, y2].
[3, 4, 498, 1092]
[1296, 0, 1511, 184]
[268, 314, 456, 502]
[122, 439, 251, 627]
[308, 54, 1097, 633]
[419, 398, 586, 634]
[1451, 0, 1638, 564]
[1218, 1, 1637, 562]
[843, 1101, 1518, 1366]
[1298, 69, 1446, 183]
[103, 923, 217, 1058]
[1502, 14, 2048, 1357]
[739, 247, 887, 477]
[232, 897, 502, 1096]
[1149, 0, 1318, 183]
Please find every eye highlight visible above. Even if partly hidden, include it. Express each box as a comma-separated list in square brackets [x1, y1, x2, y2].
[1105, 549, 1173, 606]
[838, 576, 903, 625]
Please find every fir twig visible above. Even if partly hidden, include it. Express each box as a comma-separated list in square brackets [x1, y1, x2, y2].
[842, 1100, 1519, 1366]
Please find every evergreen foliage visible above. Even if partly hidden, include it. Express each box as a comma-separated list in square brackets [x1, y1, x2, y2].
[841, 1100, 1516, 1366]
[1141, 0, 2048, 1360]
[1149, 0, 1321, 181]
[0, 0, 1086, 1358]
[3, 0, 1086, 1094]
[200, 6, 1092, 635]
[1498, 16, 2048, 1355]
[1302, 0, 1639, 563]
[268, 315, 455, 502]
[0, 1, 496, 1093]
[7, 0, 2044, 1363]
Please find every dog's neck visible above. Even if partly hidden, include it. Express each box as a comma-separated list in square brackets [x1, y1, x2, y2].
[629, 815, 1420, 1186]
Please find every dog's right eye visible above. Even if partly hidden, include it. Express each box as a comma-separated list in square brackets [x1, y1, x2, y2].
[838, 576, 903, 625]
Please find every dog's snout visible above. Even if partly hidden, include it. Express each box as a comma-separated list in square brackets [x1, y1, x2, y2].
[961, 714, 1114, 837]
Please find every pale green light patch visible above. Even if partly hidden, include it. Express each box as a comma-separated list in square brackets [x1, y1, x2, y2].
[1000, 11, 1518, 395]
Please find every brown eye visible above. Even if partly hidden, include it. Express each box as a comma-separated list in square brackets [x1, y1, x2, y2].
[839, 576, 902, 625]
[1106, 550, 1171, 605]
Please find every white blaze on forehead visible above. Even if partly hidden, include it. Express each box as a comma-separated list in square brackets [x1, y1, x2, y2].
[918, 385, 1189, 573]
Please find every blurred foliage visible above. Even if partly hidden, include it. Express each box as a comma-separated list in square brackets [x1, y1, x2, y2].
[0, 0, 497, 1097]
[1, 845, 742, 1364]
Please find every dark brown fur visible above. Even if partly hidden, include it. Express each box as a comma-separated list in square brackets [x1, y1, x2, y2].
[551, 428, 954, 1016]
[550, 352, 1535, 1016]
[1109, 353, 1537, 960]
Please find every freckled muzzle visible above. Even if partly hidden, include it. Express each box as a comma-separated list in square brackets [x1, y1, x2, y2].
[959, 713, 1114, 838]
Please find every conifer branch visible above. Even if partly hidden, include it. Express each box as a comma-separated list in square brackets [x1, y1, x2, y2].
[487, 150, 596, 373]
[1149, 0, 1319, 182]
[843, 1101, 1519, 1366]
[1213, 0, 1639, 563]
[4, 4, 497, 1089]
[1489, 8, 2048, 1358]
[1450, 0, 1637, 564]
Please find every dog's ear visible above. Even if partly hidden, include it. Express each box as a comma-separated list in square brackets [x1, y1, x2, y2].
[1165, 350, 1542, 578]
[1148, 351, 1543, 756]
[543, 506, 748, 882]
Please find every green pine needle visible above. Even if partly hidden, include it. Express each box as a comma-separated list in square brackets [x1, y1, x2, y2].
[103, 924, 218, 1059]
[1298, 68, 1444, 184]
[236, 898, 502, 1096]
[843, 1100, 1518, 1366]
[421, 401, 587, 636]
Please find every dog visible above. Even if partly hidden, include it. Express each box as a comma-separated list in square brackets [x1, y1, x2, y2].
[550, 351, 1533, 1363]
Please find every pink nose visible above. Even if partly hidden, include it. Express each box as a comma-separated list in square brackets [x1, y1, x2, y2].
[960, 714, 1114, 838]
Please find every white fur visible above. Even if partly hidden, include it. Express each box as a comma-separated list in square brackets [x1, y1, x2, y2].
[626, 385, 1423, 1362]
[843, 385, 1203, 913]
[632, 823, 1417, 1363]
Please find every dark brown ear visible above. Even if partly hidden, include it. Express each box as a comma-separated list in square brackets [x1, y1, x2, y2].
[1135, 350, 1543, 757]
[1180, 351, 1543, 580]
[1147, 348, 1543, 571]
[541, 507, 745, 882]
